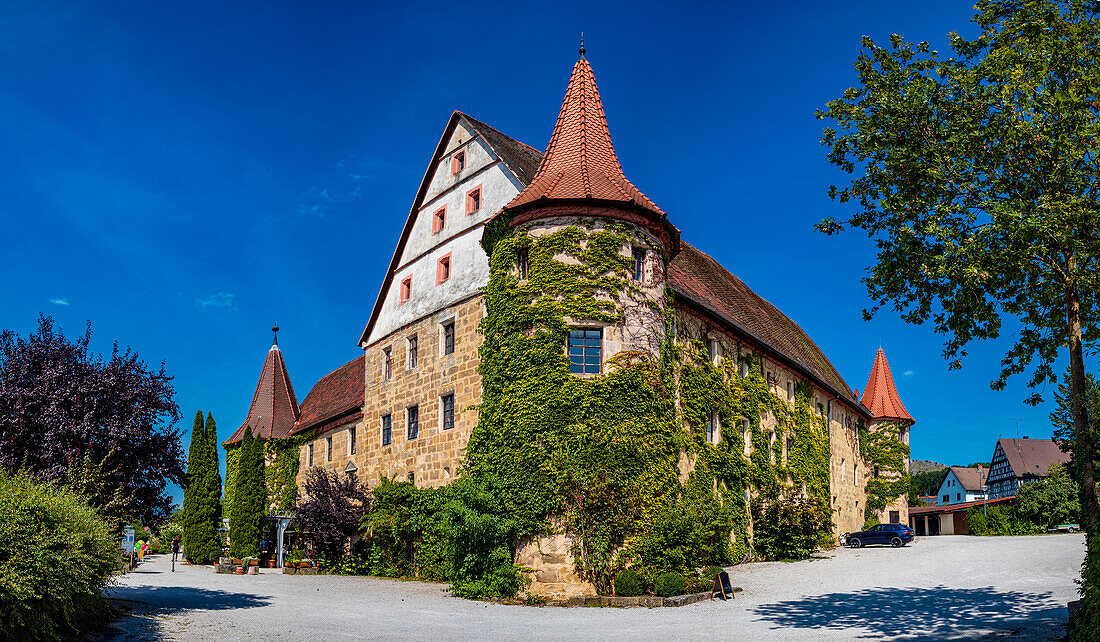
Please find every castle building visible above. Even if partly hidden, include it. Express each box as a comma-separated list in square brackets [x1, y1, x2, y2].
[232, 50, 915, 590]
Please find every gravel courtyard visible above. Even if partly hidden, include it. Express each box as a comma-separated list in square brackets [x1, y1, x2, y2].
[104, 534, 1085, 641]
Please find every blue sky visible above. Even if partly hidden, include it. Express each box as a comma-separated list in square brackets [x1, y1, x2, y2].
[0, 1, 1065, 505]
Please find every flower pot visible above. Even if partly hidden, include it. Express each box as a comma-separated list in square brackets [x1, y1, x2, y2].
[231, 558, 242, 565]
[265, 560, 275, 568]
[247, 566, 259, 575]
[298, 561, 312, 568]
[234, 567, 244, 575]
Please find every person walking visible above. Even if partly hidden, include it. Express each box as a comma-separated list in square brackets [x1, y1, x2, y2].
[171, 536, 180, 572]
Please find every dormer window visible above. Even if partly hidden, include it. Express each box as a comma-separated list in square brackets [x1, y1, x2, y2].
[466, 186, 481, 214]
[399, 276, 412, 304]
[433, 206, 446, 233]
[437, 254, 451, 284]
[451, 150, 465, 173]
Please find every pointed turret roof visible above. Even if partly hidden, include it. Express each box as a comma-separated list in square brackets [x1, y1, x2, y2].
[225, 328, 301, 445]
[503, 50, 679, 252]
[860, 348, 913, 423]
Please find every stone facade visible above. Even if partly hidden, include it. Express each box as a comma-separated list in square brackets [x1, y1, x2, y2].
[298, 295, 484, 488]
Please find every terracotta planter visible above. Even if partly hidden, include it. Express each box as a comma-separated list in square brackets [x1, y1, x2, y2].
[247, 566, 259, 575]
[234, 567, 244, 575]
[264, 560, 275, 568]
[298, 561, 312, 568]
[231, 558, 242, 565]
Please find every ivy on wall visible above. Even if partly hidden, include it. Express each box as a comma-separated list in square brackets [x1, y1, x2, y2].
[858, 420, 911, 527]
[467, 220, 839, 591]
[223, 432, 308, 516]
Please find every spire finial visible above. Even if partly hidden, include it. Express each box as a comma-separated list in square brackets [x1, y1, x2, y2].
[271, 323, 279, 346]
[579, 32, 586, 59]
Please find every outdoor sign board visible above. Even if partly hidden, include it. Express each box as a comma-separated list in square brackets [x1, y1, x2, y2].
[122, 527, 135, 554]
[712, 570, 734, 600]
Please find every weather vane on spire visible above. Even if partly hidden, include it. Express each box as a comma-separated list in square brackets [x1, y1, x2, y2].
[272, 323, 279, 346]
[579, 32, 586, 59]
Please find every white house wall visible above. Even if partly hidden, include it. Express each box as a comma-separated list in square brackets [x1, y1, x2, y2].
[366, 120, 526, 346]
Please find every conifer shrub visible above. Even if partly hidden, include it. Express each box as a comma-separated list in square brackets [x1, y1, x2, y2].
[653, 572, 686, 597]
[0, 470, 119, 641]
[613, 569, 643, 597]
[229, 428, 265, 558]
[183, 411, 222, 564]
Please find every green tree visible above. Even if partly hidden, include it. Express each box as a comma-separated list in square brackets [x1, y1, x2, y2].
[229, 427, 264, 558]
[816, 2, 1100, 628]
[181, 411, 204, 561]
[1016, 464, 1081, 529]
[1051, 369, 1100, 485]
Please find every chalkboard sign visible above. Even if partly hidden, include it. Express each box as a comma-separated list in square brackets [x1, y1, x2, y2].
[712, 570, 734, 600]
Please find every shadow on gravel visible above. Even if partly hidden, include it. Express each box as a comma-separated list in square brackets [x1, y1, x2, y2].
[752, 586, 1064, 640]
[109, 586, 271, 615]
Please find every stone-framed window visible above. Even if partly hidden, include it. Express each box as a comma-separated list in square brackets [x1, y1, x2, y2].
[407, 405, 419, 440]
[441, 394, 455, 431]
[786, 381, 794, 405]
[451, 150, 465, 174]
[408, 471, 416, 484]
[381, 414, 392, 446]
[517, 248, 529, 279]
[326, 436, 332, 462]
[433, 206, 447, 233]
[437, 253, 451, 285]
[632, 247, 646, 282]
[707, 338, 719, 365]
[307, 443, 314, 467]
[348, 426, 356, 456]
[568, 329, 602, 374]
[383, 347, 392, 381]
[466, 185, 481, 214]
[441, 321, 455, 355]
[407, 335, 418, 369]
[399, 276, 412, 304]
[706, 412, 719, 444]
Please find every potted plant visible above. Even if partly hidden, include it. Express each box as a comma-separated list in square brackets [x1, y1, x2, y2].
[299, 558, 313, 568]
[231, 558, 242, 566]
[285, 557, 300, 568]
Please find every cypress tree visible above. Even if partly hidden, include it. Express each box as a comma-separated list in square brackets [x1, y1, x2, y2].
[229, 427, 264, 558]
[181, 410, 204, 562]
[184, 413, 222, 564]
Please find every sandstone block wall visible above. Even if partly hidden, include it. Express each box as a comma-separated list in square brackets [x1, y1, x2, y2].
[298, 295, 485, 489]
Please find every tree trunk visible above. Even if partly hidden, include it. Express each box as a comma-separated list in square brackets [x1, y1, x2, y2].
[1066, 278, 1099, 536]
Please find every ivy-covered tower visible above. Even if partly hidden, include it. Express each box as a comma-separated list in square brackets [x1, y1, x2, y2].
[495, 44, 681, 359]
[860, 348, 915, 526]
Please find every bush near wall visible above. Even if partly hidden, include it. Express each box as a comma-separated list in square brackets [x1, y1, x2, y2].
[0, 470, 119, 641]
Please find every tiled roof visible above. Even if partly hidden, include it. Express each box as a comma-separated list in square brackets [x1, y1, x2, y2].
[505, 56, 667, 222]
[997, 438, 1071, 479]
[460, 112, 543, 187]
[291, 356, 364, 435]
[668, 242, 862, 410]
[225, 344, 300, 445]
[860, 348, 913, 423]
[949, 466, 988, 493]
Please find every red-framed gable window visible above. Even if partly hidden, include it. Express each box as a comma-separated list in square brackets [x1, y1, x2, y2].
[451, 150, 465, 174]
[399, 276, 412, 304]
[432, 206, 446, 233]
[436, 253, 452, 285]
[466, 186, 482, 214]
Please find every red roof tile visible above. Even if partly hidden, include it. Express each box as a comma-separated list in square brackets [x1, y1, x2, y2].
[860, 348, 913, 423]
[909, 495, 1015, 515]
[292, 356, 364, 435]
[225, 344, 300, 445]
[505, 56, 670, 228]
[669, 242, 862, 410]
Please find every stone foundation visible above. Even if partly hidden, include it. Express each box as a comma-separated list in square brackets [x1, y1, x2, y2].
[515, 531, 597, 601]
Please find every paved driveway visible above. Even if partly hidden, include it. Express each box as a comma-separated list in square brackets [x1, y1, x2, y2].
[105, 534, 1085, 641]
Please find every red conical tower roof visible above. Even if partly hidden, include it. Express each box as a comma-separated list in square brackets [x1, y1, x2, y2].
[503, 48, 679, 251]
[860, 348, 913, 423]
[225, 326, 300, 445]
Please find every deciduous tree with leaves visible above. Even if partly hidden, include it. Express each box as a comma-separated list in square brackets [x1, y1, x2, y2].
[0, 315, 183, 525]
[816, 1, 1100, 631]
